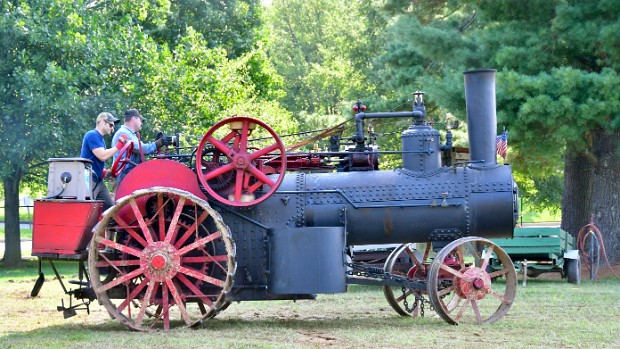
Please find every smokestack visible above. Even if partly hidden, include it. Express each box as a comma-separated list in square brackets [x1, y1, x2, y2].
[463, 69, 498, 168]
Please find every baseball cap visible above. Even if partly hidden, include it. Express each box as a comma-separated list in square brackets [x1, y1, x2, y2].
[124, 108, 146, 122]
[96, 112, 119, 123]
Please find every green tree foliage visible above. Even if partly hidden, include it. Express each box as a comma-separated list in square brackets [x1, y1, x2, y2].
[144, 28, 295, 143]
[151, 0, 263, 58]
[0, 0, 132, 266]
[375, 0, 620, 258]
[265, 0, 386, 116]
[0, 0, 294, 266]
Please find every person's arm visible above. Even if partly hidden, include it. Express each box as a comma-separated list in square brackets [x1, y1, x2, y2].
[93, 135, 127, 161]
[141, 139, 161, 155]
[92, 147, 118, 162]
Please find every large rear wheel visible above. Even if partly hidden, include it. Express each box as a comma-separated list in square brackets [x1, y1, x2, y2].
[88, 187, 236, 331]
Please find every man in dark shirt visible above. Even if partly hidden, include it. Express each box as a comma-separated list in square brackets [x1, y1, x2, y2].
[80, 112, 126, 210]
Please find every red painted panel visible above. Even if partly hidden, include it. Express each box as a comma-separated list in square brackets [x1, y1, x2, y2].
[115, 159, 207, 201]
[32, 200, 102, 255]
[113, 159, 208, 224]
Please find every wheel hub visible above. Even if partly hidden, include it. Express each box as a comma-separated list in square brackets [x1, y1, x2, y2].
[150, 254, 167, 270]
[233, 153, 250, 169]
[140, 242, 181, 282]
[454, 268, 491, 300]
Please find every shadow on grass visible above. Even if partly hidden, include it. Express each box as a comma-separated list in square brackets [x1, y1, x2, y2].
[0, 306, 444, 340]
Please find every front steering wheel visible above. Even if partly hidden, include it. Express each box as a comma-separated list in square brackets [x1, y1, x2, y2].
[111, 142, 134, 177]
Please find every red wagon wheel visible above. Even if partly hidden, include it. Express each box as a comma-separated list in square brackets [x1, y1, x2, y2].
[111, 142, 134, 177]
[88, 187, 236, 331]
[383, 242, 432, 317]
[196, 116, 286, 207]
[427, 237, 517, 324]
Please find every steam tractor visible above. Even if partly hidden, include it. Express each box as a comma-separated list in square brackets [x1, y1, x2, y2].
[31, 69, 519, 331]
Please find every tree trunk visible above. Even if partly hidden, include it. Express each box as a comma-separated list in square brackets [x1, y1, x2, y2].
[561, 149, 594, 237]
[2, 177, 23, 267]
[590, 128, 620, 263]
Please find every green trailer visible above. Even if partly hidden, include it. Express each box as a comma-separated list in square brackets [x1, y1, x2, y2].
[489, 227, 581, 284]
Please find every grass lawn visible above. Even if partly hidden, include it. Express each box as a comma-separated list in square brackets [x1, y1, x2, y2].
[0, 259, 618, 348]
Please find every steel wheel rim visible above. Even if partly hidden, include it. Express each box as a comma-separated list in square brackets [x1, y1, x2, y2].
[88, 187, 236, 331]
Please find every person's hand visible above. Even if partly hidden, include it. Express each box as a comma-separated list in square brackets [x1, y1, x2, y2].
[163, 136, 174, 146]
[115, 134, 128, 150]
[155, 134, 173, 148]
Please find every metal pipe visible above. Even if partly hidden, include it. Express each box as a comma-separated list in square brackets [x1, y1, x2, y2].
[464, 69, 498, 168]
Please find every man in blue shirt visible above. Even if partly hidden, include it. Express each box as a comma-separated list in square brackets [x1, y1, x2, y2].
[111, 108, 170, 186]
[80, 112, 127, 210]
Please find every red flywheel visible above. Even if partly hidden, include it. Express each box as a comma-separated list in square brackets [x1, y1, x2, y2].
[195, 116, 287, 207]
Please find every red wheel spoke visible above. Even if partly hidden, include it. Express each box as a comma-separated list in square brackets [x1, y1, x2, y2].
[130, 198, 154, 244]
[206, 135, 235, 159]
[157, 194, 166, 241]
[182, 254, 228, 273]
[456, 246, 465, 270]
[246, 179, 264, 194]
[405, 246, 424, 270]
[440, 264, 471, 281]
[181, 255, 228, 263]
[96, 251, 130, 275]
[233, 170, 244, 201]
[489, 268, 509, 279]
[445, 294, 463, 312]
[437, 284, 455, 297]
[423, 243, 431, 261]
[247, 164, 276, 188]
[481, 245, 494, 269]
[96, 259, 141, 268]
[239, 120, 249, 153]
[136, 281, 158, 325]
[113, 214, 148, 247]
[248, 143, 281, 161]
[233, 133, 241, 151]
[98, 266, 146, 293]
[177, 232, 222, 256]
[117, 278, 149, 313]
[165, 279, 191, 325]
[162, 282, 170, 330]
[178, 265, 225, 287]
[174, 210, 209, 249]
[164, 196, 186, 244]
[454, 297, 471, 320]
[176, 273, 214, 306]
[203, 162, 235, 181]
[488, 288, 510, 303]
[222, 129, 239, 144]
[471, 300, 483, 322]
[94, 235, 142, 257]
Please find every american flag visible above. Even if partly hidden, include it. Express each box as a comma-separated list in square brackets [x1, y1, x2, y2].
[495, 130, 508, 161]
[496, 130, 508, 160]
